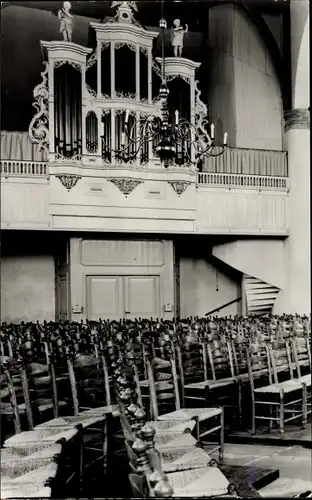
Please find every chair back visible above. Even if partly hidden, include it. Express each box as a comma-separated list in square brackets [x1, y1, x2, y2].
[207, 339, 235, 381]
[147, 356, 180, 420]
[292, 336, 311, 378]
[269, 340, 293, 384]
[246, 342, 272, 390]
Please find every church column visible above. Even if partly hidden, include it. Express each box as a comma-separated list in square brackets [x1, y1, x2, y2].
[283, 0, 310, 313]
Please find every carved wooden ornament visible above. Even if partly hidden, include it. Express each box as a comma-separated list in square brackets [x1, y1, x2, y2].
[168, 181, 190, 196]
[108, 178, 143, 197]
[56, 174, 81, 190]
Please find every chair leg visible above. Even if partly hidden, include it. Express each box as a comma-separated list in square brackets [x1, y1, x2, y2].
[302, 383, 307, 428]
[194, 415, 200, 442]
[103, 419, 108, 475]
[219, 408, 224, 465]
[279, 389, 285, 435]
[269, 403, 274, 432]
[251, 392, 256, 435]
[77, 424, 84, 493]
[237, 380, 242, 428]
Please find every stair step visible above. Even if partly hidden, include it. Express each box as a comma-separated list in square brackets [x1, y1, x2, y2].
[245, 282, 277, 290]
[243, 273, 280, 316]
[247, 292, 278, 299]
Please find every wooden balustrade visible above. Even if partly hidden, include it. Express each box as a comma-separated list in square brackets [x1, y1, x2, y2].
[197, 172, 289, 190]
[0, 160, 49, 177]
[202, 147, 288, 178]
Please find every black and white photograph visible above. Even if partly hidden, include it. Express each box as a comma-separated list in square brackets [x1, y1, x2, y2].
[0, 0, 310, 498]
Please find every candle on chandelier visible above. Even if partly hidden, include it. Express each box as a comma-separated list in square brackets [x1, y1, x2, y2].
[125, 109, 130, 125]
[121, 132, 126, 146]
[101, 122, 104, 136]
[210, 123, 215, 140]
[175, 110, 179, 125]
[223, 132, 228, 145]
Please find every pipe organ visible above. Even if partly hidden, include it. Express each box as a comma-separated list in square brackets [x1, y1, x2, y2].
[30, 2, 202, 168]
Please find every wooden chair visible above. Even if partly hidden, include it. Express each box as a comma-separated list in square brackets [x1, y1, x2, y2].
[1, 357, 26, 435]
[269, 339, 308, 426]
[247, 341, 306, 434]
[116, 360, 216, 475]
[175, 329, 240, 432]
[145, 353, 224, 464]
[3, 425, 83, 497]
[35, 335, 114, 484]
[291, 336, 311, 417]
[147, 354, 181, 421]
[1, 439, 61, 499]
[129, 415, 238, 498]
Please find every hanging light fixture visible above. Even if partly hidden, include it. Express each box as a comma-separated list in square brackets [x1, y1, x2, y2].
[100, 0, 228, 167]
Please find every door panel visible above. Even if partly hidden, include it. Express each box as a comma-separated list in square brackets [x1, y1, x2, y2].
[87, 276, 123, 320]
[124, 276, 160, 319]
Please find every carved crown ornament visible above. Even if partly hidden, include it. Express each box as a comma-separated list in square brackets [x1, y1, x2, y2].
[108, 177, 143, 197]
[56, 174, 81, 191]
[168, 181, 191, 196]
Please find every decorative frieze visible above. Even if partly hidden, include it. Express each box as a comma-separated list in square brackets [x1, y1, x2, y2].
[284, 108, 310, 132]
[108, 177, 143, 196]
[168, 181, 190, 196]
[56, 174, 81, 190]
[54, 60, 82, 72]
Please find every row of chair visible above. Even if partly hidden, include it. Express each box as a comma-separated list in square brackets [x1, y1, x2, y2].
[1, 316, 310, 439]
[112, 354, 239, 498]
[0, 317, 310, 497]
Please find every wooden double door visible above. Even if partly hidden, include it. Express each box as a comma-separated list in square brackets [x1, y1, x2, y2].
[86, 275, 160, 320]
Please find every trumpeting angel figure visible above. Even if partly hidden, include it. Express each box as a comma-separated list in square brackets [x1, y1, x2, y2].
[171, 19, 188, 57]
[58, 1, 74, 42]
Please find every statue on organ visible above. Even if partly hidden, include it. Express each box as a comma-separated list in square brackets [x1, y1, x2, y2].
[58, 1, 74, 42]
[171, 19, 188, 57]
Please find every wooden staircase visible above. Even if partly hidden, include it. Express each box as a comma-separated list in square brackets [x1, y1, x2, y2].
[243, 274, 280, 315]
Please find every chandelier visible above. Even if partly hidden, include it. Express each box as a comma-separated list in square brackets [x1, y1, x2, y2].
[100, 1, 228, 167]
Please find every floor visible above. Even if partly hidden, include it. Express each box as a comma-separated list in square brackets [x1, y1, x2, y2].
[221, 442, 312, 497]
[227, 423, 312, 449]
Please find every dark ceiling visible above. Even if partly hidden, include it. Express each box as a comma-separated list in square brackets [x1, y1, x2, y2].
[1, 1, 290, 132]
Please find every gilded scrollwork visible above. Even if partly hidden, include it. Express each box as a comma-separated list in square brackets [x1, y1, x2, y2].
[28, 61, 49, 153]
[108, 177, 143, 196]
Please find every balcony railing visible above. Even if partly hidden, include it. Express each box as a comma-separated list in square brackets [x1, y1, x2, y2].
[0, 160, 48, 177]
[203, 147, 288, 177]
[197, 172, 289, 190]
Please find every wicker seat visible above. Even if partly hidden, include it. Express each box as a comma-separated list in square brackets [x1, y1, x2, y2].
[184, 378, 235, 390]
[254, 379, 305, 393]
[155, 432, 197, 450]
[160, 446, 212, 473]
[152, 419, 196, 434]
[34, 414, 105, 429]
[157, 407, 222, 423]
[1, 461, 58, 485]
[4, 427, 79, 448]
[0, 482, 52, 499]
